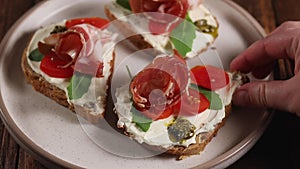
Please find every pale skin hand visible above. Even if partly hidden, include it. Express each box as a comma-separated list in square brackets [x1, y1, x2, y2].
[230, 21, 300, 117]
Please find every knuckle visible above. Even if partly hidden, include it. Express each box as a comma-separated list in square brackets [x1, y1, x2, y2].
[247, 83, 269, 107]
[257, 83, 269, 107]
[280, 21, 298, 30]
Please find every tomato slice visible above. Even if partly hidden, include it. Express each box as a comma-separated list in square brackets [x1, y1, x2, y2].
[190, 65, 230, 90]
[40, 52, 74, 78]
[173, 88, 210, 116]
[139, 88, 210, 120]
[65, 17, 109, 29]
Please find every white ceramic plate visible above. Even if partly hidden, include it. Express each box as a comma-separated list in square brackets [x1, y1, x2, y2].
[0, 0, 272, 168]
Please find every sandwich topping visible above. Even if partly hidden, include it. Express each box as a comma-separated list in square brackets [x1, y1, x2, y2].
[26, 17, 116, 115]
[130, 53, 189, 120]
[115, 53, 243, 148]
[129, 0, 189, 34]
[108, 0, 218, 58]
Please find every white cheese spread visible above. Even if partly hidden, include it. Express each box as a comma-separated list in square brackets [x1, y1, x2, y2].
[26, 21, 116, 116]
[115, 73, 242, 148]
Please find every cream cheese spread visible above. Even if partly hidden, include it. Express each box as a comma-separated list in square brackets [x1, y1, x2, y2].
[26, 21, 116, 116]
[115, 73, 242, 148]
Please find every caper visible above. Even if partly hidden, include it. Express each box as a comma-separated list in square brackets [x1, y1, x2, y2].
[167, 118, 196, 143]
[194, 19, 218, 39]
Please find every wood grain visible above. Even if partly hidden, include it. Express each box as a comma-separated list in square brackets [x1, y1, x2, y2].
[273, 0, 300, 25]
[233, 0, 276, 33]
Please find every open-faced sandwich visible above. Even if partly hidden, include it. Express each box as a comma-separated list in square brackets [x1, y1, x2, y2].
[21, 17, 117, 123]
[105, 0, 219, 58]
[114, 51, 246, 160]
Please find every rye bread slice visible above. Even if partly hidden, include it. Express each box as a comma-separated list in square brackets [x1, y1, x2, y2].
[104, 4, 153, 50]
[21, 35, 115, 123]
[114, 72, 248, 160]
[104, 3, 219, 57]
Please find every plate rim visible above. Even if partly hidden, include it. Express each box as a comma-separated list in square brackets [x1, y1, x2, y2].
[0, 0, 272, 168]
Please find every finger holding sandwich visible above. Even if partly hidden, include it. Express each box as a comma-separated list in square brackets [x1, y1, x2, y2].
[230, 21, 300, 116]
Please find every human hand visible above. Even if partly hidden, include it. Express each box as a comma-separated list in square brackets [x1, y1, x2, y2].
[230, 21, 300, 116]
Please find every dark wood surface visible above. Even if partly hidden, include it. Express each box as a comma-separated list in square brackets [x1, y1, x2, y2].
[1, 0, 300, 168]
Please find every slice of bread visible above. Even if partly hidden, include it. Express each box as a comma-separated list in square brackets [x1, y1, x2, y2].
[104, 2, 219, 58]
[104, 4, 153, 50]
[21, 21, 116, 123]
[114, 68, 246, 160]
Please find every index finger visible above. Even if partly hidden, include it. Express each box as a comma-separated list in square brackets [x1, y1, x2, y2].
[230, 27, 300, 73]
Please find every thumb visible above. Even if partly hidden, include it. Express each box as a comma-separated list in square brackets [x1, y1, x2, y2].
[232, 80, 290, 111]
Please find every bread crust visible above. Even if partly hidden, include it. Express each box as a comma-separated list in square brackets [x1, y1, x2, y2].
[21, 36, 115, 123]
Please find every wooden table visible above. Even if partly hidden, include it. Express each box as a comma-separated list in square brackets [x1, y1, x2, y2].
[1, 0, 300, 168]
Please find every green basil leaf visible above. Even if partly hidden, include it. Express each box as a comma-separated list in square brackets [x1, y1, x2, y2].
[131, 106, 152, 132]
[170, 13, 196, 57]
[190, 84, 223, 110]
[29, 48, 44, 61]
[67, 72, 92, 100]
[116, 0, 131, 10]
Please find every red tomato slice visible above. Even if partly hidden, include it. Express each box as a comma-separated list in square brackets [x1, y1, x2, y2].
[190, 65, 230, 90]
[139, 88, 210, 119]
[40, 52, 74, 78]
[65, 17, 109, 29]
[173, 88, 210, 116]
